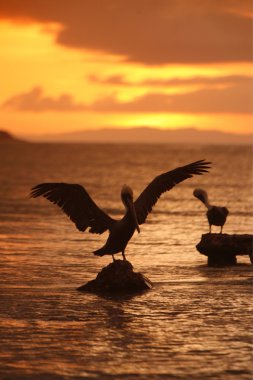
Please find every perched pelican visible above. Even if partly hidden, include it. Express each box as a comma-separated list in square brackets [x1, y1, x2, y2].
[193, 188, 229, 233]
[31, 160, 210, 261]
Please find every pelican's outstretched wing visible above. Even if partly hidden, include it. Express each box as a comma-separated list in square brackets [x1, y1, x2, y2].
[30, 183, 116, 234]
[134, 160, 211, 225]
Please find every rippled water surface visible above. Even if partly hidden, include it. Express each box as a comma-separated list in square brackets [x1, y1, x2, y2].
[0, 143, 252, 380]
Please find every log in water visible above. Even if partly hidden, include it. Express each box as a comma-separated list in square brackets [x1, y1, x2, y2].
[196, 233, 253, 266]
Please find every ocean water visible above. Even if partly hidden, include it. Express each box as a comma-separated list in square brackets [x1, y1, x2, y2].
[0, 143, 252, 380]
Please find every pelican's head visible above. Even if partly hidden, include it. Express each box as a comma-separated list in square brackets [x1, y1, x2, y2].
[121, 184, 134, 206]
[193, 188, 209, 206]
[121, 185, 140, 233]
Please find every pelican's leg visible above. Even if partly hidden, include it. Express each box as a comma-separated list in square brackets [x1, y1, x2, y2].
[122, 250, 126, 261]
[220, 226, 223, 234]
[112, 254, 116, 262]
[209, 224, 212, 234]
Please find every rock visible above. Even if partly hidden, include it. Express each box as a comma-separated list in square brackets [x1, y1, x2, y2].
[196, 233, 253, 266]
[77, 260, 152, 294]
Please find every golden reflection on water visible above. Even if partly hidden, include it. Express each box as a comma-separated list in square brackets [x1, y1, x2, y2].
[0, 144, 252, 379]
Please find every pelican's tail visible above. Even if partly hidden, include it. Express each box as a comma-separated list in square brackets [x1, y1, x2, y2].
[93, 247, 107, 257]
[193, 188, 209, 208]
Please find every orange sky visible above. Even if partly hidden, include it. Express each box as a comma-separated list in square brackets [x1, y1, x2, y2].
[0, 0, 252, 138]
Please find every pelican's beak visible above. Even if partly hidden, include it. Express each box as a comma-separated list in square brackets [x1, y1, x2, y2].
[127, 199, 140, 233]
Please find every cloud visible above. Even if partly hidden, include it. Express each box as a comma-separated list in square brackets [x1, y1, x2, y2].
[0, 0, 251, 65]
[3, 78, 252, 114]
[88, 74, 252, 88]
[89, 81, 252, 114]
[2, 87, 87, 112]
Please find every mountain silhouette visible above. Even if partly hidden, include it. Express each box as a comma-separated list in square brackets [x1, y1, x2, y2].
[35, 127, 252, 144]
[0, 130, 25, 143]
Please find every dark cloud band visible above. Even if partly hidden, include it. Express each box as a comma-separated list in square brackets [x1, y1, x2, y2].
[0, 0, 252, 64]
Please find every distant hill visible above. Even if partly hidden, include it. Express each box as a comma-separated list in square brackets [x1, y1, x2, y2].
[0, 130, 25, 143]
[36, 127, 252, 145]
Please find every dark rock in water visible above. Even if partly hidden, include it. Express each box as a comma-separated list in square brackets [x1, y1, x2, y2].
[196, 233, 253, 266]
[77, 260, 152, 294]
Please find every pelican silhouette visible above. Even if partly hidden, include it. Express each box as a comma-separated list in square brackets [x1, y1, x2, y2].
[31, 160, 210, 261]
[193, 188, 229, 233]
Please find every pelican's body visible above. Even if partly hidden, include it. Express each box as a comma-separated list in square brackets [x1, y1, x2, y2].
[94, 213, 136, 258]
[193, 188, 229, 233]
[94, 184, 139, 259]
[31, 160, 210, 260]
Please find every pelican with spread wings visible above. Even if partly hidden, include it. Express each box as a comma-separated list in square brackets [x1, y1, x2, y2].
[31, 159, 211, 261]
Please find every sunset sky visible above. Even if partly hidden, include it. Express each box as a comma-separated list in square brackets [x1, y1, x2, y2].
[0, 0, 252, 138]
